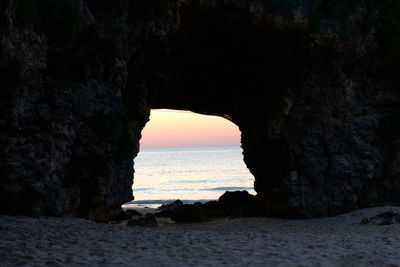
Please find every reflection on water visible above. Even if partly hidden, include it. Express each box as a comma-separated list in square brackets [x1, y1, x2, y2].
[131, 146, 255, 205]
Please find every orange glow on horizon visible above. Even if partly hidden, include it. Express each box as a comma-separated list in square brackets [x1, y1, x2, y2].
[140, 109, 241, 148]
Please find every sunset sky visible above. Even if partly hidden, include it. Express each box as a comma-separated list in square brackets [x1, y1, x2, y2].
[139, 109, 241, 148]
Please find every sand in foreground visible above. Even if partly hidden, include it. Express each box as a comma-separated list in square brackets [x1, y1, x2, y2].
[1, 206, 399, 266]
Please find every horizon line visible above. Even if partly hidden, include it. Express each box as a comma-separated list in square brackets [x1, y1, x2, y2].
[139, 143, 242, 149]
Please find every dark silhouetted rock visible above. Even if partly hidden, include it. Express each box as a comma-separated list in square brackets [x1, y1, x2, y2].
[156, 200, 183, 217]
[193, 202, 203, 207]
[158, 200, 184, 211]
[127, 214, 158, 227]
[203, 201, 220, 209]
[110, 210, 133, 221]
[219, 191, 257, 217]
[125, 209, 142, 217]
[360, 211, 400, 225]
[202, 201, 226, 218]
[171, 204, 205, 223]
[1, 0, 400, 220]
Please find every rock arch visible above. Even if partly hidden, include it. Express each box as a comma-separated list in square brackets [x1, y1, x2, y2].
[128, 1, 400, 217]
[1, 0, 399, 220]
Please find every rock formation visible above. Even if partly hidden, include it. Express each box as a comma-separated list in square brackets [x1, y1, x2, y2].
[1, 0, 399, 220]
[0, 0, 149, 220]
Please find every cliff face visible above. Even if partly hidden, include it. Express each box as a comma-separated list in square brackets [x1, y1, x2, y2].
[1, 0, 399, 219]
[0, 0, 149, 220]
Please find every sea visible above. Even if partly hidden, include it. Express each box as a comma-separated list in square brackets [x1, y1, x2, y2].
[123, 146, 256, 209]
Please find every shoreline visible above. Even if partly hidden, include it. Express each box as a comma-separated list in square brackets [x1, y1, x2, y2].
[122, 199, 218, 210]
[1, 206, 400, 266]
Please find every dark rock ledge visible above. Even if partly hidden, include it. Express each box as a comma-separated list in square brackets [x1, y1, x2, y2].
[157, 191, 262, 223]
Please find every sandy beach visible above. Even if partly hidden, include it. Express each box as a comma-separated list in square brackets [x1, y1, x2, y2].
[1, 206, 399, 266]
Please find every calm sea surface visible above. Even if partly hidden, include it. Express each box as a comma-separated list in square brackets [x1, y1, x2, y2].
[124, 146, 255, 208]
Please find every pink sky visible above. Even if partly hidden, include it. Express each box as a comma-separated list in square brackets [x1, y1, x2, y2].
[140, 109, 241, 148]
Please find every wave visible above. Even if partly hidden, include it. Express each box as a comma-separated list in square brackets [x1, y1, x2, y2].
[201, 187, 254, 191]
[134, 187, 254, 192]
[124, 199, 217, 205]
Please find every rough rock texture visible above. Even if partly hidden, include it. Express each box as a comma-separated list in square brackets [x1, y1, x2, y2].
[360, 210, 400, 225]
[135, 0, 400, 217]
[0, 0, 149, 220]
[1, 0, 400, 219]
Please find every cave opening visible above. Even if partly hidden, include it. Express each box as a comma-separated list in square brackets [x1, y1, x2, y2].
[123, 109, 255, 210]
[125, 2, 315, 217]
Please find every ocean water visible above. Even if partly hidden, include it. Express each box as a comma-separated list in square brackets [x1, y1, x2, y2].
[124, 146, 255, 208]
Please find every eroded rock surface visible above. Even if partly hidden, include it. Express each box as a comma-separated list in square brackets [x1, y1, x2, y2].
[133, 0, 400, 217]
[0, 0, 149, 220]
[1, 0, 399, 219]
[360, 210, 400, 225]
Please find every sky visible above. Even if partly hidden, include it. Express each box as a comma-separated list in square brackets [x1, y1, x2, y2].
[139, 109, 241, 148]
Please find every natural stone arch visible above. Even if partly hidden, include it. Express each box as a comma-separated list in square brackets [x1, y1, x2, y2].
[1, 0, 399, 220]
[127, 0, 400, 217]
[128, 2, 322, 217]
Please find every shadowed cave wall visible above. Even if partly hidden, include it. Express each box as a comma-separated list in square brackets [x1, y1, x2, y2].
[131, 0, 400, 217]
[1, 0, 399, 220]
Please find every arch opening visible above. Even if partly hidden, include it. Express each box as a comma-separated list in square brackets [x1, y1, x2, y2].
[126, 3, 311, 218]
[124, 109, 255, 210]
[122, 0, 400, 219]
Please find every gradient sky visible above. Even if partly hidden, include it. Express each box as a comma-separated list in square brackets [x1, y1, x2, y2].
[140, 109, 241, 148]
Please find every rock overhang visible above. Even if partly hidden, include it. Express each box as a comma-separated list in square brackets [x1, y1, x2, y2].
[0, 0, 399, 220]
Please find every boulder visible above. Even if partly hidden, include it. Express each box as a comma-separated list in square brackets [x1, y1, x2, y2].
[110, 210, 133, 221]
[125, 209, 142, 217]
[171, 204, 205, 223]
[156, 200, 183, 217]
[127, 214, 158, 227]
[219, 191, 257, 217]
[360, 211, 400, 225]
[202, 201, 226, 218]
